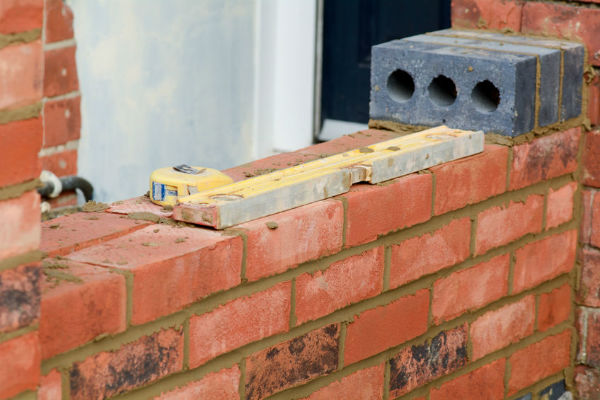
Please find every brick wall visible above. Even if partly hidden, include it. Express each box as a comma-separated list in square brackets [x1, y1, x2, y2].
[0, 0, 80, 398]
[452, 0, 600, 397]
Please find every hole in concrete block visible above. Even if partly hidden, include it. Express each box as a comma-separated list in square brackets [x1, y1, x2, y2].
[428, 75, 457, 107]
[471, 80, 500, 112]
[387, 69, 415, 102]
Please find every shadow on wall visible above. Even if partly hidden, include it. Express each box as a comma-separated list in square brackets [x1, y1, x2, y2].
[70, 0, 257, 202]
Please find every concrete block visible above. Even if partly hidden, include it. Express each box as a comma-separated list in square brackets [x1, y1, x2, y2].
[405, 34, 560, 127]
[538, 380, 566, 400]
[370, 39, 537, 136]
[432, 29, 584, 122]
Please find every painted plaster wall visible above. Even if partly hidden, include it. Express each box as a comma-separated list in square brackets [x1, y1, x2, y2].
[69, 0, 257, 201]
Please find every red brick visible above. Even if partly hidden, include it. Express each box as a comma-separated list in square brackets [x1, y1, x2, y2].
[38, 369, 61, 400]
[522, 2, 600, 66]
[432, 254, 510, 324]
[223, 129, 400, 182]
[581, 188, 600, 248]
[0, 41, 42, 109]
[390, 325, 468, 397]
[46, 191, 77, 209]
[575, 366, 600, 400]
[580, 248, 600, 307]
[68, 225, 243, 325]
[451, 0, 523, 30]
[41, 211, 151, 257]
[45, 0, 74, 43]
[0, 191, 40, 260]
[510, 128, 580, 190]
[343, 174, 432, 247]
[0, 0, 43, 34]
[245, 325, 339, 400]
[431, 144, 508, 215]
[508, 330, 571, 394]
[303, 364, 384, 400]
[546, 182, 576, 229]
[538, 284, 571, 332]
[69, 328, 183, 400]
[107, 195, 173, 218]
[0, 117, 42, 187]
[581, 189, 593, 244]
[40, 149, 77, 177]
[155, 365, 240, 400]
[189, 282, 290, 368]
[0, 263, 40, 334]
[43, 96, 80, 147]
[44, 46, 78, 97]
[0, 332, 40, 399]
[584, 130, 600, 188]
[475, 194, 543, 255]
[240, 200, 343, 281]
[589, 76, 600, 127]
[295, 247, 384, 324]
[513, 230, 577, 293]
[39, 259, 126, 359]
[584, 308, 600, 368]
[390, 218, 471, 289]
[470, 295, 535, 360]
[344, 289, 429, 365]
[431, 359, 505, 400]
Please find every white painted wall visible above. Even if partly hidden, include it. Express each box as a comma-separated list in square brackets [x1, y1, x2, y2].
[70, 0, 316, 202]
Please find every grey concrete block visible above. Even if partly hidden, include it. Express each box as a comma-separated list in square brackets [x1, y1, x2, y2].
[370, 39, 537, 136]
[405, 34, 561, 127]
[539, 380, 566, 400]
[431, 29, 584, 122]
[515, 394, 532, 400]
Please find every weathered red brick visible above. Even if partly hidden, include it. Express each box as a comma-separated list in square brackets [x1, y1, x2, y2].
[431, 359, 505, 400]
[390, 218, 471, 289]
[513, 230, 577, 293]
[295, 247, 384, 324]
[584, 309, 600, 368]
[470, 296, 535, 360]
[43, 96, 80, 147]
[47, 191, 77, 209]
[245, 324, 339, 400]
[223, 129, 400, 182]
[0, 332, 40, 400]
[240, 200, 343, 281]
[38, 369, 61, 400]
[189, 282, 290, 368]
[581, 188, 600, 248]
[0, 0, 43, 34]
[451, 0, 523, 30]
[155, 365, 240, 400]
[39, 259, 126, 359]
[41, 211, 151, 257]
[508, 330, 571, 394]
[342, 174, 432, 247]
[0, 191, 40, 260]
[0, 116, 42, 187]
[522, 2, 600, 66]
[575, 366, 600, 400]
[44, 46, 78, 97]
[69, 328, 183, 400]
[580, 248, 600, 307]
[390, 325, 467, 397]
[303, 364, 384, 400]
[589, 76, 600, 127]
[344, 289, 429, 365]
[45, 0, 74, 43]
[510, 128, 580, 190]
[0, 263, 40, 334]
[546, 182, 576, 229]
[538, 283, 571, 332]
[584, 130, 600, 188]
[68, 225, 243, 325]
[40, 149, 77, 177]
[0, 41, 42, 109]
[431, 144, 508, 215]
[475, 194, 543, 255]
[432, 254, 509, 324]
